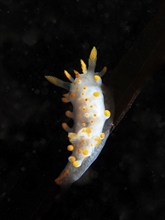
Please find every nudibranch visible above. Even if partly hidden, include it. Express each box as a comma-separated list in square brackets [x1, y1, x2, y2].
[45, 47, 114, 187]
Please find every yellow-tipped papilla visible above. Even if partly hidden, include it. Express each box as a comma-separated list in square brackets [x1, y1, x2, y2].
[73, 70, 81, 78]
[100, 66, 107, 77]
[80, 59, 87, 73]
[89, 46, 97, 61]
[88, 46, 97, 71]
[45, 75, 70, 90]
[61, 97, 69, 103]
[62, 122, 72, 132]
[64, 70, 74, 82]
[65, 110, 72, 118]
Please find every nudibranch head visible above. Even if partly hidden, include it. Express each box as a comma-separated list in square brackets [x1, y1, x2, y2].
[45, 47, 114, 186]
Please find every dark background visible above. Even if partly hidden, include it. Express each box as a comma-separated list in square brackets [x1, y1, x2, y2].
[0, 0, 165, 219]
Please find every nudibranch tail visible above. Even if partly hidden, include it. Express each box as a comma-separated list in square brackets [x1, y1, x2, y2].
[45, 47, 114, 187]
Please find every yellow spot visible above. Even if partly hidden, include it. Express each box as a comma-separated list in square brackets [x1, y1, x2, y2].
[94, 75, 101, 81]
[61, 97, 68, 103]
[65, 110, 72, 118]
[85, 113, 89, 117]
[104, 110, 111, 117]
[67, 145, 74, 151]
[93, 113, 97, 117]
[86, 127, 91, 134]
[77, 79, 81, 83]
[82, 123, 86, 127]
[90, 120, 94, 123]
[80, 59, 87, 73]
[62, 122, 68, 130]
[82, 127, 91, 134]
[55, 169, 70, 185]
[94, 137, 101, 146]
[82, 107, 86, 111]
[73, 160, 80, 167]
[90, 47, 97, 61]
[93, 91, 100, 97]
[82, 149, 89, 156]
[100, 133, 105, 139]
[81, 139, 85, 143]
[70, 92, 76, 98]
[90, 105, 93, 108]
[83, 86, 87, 90]
[85, 98, 88, 101]
[73, 82, 77, 85]
[68, 156, 76, 163]
[82, 92, 84, 96]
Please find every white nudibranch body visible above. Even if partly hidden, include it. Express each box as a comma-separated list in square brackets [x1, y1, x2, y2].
[45, 47, 114, 187]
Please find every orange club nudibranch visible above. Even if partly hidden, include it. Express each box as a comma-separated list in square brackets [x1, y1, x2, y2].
[45, 47, 114, 187]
